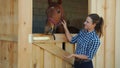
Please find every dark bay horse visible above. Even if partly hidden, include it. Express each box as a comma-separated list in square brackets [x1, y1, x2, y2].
[45, 0, 64, 34]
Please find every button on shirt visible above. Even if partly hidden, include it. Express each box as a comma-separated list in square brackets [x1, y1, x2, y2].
[70, 29, 100, 60]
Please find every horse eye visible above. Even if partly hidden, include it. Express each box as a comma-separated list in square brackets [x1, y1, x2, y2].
[51, 7, 54, 9]
[57, 9, 60, 13]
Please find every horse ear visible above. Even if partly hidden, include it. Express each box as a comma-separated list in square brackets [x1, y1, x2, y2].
[57, 0, 62, 4]
[48, 0, 52, 5]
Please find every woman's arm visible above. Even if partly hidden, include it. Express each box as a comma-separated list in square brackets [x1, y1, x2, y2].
[66, 54, 88, 60]
[61, 20, 72, 42]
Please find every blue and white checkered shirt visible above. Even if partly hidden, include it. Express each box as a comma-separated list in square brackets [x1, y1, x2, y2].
[70, 29, 100, 60]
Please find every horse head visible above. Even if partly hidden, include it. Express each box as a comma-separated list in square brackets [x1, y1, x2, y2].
[45, 0, 64, 34]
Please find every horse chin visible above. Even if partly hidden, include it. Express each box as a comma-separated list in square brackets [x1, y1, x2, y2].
[44, 21, 55, 34]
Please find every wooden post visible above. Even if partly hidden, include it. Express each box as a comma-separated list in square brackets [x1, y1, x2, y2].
[105, 0, 115, 68]
[115, 0, 120, 68]
[18, 0, 32, 68]
[88, 0, 97, 13]
[95, 0, 105, 68]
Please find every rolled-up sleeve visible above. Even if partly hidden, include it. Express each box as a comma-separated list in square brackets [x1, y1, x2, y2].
[86, 39, 100, 60]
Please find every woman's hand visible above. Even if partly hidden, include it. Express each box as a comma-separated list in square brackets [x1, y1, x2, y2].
[61, 19, 72, 42]
[64, 54, 75, 59]
[61, 20, 67, 28]
[64, 54, 88, 60]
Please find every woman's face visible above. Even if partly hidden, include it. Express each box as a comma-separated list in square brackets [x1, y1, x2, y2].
[84, 16, 96, 31]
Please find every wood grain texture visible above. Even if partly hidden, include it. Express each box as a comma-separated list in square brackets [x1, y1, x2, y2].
[115, 0, 120, 68]
[0, 41, 18, 68]
[89, 0, 116, 68]
[95, 0, 105, 68]
[0, 0, 18, 41]
[32, 44, 44, 68]
[105, 0, 115, 68]
[33, 42, 73, 64]
[18, 0, 32, 68]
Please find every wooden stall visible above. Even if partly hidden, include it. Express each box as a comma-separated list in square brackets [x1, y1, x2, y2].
[32, 34, 75, 68]
[0, 0, 120, 68]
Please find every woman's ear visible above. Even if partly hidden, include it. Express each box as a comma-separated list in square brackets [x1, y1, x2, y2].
[93, 23, 97, 27]
[48, 0, 52, 5]
[57, 0, 62, 4]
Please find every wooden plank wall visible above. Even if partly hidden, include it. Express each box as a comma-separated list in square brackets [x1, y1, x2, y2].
[0, 0, 18, 41]
[89, 0, 120, 68]
[0, 0, 18, 68]
[0, 41, 18, 68]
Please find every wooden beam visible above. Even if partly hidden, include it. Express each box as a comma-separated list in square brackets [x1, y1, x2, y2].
[88, 0, 97, 13]
[0, 34, 17, 42]
[18, 0, 32, 68]
[115, 0, 120, 68]
[105, 0, 115, 68]
[33, 34, 76, 42]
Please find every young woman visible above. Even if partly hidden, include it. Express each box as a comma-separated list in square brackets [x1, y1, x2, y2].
[62, 14, 104, 68]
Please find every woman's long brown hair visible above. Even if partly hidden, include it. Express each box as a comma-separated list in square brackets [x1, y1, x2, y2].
[88, 14, 104, 38]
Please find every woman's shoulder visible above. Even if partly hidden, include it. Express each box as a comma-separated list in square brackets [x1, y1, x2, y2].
[77, 29, 85, 36]
[79, 29, 86, 33]
[90, 31, 100, 41]
[91, 34, 100, 43]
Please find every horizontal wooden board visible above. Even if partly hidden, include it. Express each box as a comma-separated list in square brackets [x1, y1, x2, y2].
[33, 34, 76, 42]
[0, 34, 18, 42]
